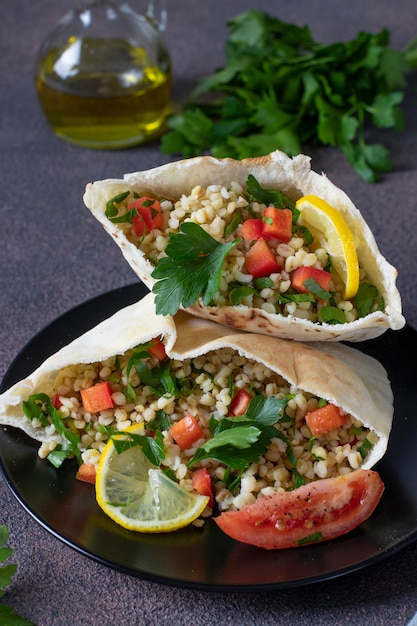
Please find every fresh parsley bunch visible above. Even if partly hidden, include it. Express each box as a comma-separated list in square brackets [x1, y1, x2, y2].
[162, 10, 417, 182]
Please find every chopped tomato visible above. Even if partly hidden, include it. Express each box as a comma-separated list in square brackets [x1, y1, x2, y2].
[170, 415, 205, 451]
[80, 381, 114, 414]
[305, 403, 347, 435]
[76, 462, 96, 484]
[148, 337, 168, 361]
[291, 266, 332, 296]
[228, 388, 251, 416]
[245, 238, 281, 278]
[130, 196, 163, 237]
[240, 219, 264, 240]
[214, 469, 384, 549]
[52, 393, 62, 409]
[262, 207, 292, 242]
[192, 468, 214, 507]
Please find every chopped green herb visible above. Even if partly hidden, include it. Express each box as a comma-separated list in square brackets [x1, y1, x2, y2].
[151, 222, 241, 316]
[23, 393, 81, 466]
[297, 531, 323, 546]
[318, 306, 347, 325]
[358, 438, 373, 459]
[354, 282, 382, 318]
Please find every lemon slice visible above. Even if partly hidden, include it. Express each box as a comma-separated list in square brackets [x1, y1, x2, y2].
[95, 425, 209, 532]
[295, 194, 360, 300]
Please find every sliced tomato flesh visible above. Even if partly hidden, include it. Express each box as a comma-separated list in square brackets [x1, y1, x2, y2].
[262, 207, 292, 242]
[76, 462, 97, 484]
[192, 467, 214, 507]
[240, 219, 264, 240]
[291, 266, 332, 296]
[228, 388, 251, 416]
[170, 414, 205, 451]
[245, 238, 281, 278]
[148, 337, 168, 361]
[305, 403, 347, 436]
[80, 381, 114, 414]
[214, 470, 384, 549]
[130, 196, 163, 237]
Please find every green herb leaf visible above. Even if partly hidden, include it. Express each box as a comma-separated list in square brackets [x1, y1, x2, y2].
[318, 306, 347, 325]
[0, 525, 35, 625]
[151, 222, 241, 315]
[23, 394, 81, 465]
[354, 282, 381, 318]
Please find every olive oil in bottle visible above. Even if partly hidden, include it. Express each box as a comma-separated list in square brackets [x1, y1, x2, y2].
[34, 1, 172, 149]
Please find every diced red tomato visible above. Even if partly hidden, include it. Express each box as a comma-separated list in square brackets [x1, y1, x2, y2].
[262, 207, 292, 242]
[240, 219, 264, 240]
[192, 467, 214, 507]
[245, 238, 281, 278]
[291, 266, 332, 296]
[228, 388, 251, 417]
[52, 393, 62, 409]
[76, 462, 96, 484]
[214, 469, 384, 549]
[148, 337, 168, 361]
[130, 196, 163, 237]
[305, 403, 347, 436]
[80, 381, 115, 414]
[170, 415, 205, 451]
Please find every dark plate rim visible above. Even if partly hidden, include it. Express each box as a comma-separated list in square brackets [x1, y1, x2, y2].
[1, 283, 417, 592]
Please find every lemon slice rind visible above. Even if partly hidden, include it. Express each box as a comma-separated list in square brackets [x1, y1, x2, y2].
[95, 424, 209, 533]
[295, 194, 360, 300]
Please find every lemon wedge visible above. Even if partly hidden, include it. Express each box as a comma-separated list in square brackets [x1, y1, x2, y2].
[295, 194, 360, 300]
[95, 424, 209, 532]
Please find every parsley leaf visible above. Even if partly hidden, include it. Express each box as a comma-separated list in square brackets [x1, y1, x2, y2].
[151, 222, 241, 315]
[354, 282, 382, 318]
[22, 393, 82, 466]
[0, 525, 35, 625]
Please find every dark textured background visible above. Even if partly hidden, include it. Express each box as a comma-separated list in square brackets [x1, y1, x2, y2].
[1, 1, 417, 624]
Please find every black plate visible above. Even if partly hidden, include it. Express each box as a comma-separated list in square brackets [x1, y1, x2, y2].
[1, 283, 417, 591]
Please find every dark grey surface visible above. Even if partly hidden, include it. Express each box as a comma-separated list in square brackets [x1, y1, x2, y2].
[1, 1, 417, 624]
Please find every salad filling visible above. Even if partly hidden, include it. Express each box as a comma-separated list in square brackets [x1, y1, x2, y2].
[104, 176, 383, 325]
[23, 338, 380, 519]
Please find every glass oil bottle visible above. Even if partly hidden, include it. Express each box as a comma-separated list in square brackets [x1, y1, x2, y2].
[35, 0, 172, 149]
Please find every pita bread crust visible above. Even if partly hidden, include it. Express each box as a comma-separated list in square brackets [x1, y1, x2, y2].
[171, 312, 392, 469]
[0, 297, 392, 469]
[0, 293, 177, 443]
[83, 151, 404, 341]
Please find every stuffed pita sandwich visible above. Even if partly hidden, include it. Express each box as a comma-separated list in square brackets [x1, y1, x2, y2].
[83, 150, 405, 342]
[0, 293, 391, 545]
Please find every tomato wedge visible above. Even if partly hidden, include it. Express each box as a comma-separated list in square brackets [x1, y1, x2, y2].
[214, 470, 384, 549]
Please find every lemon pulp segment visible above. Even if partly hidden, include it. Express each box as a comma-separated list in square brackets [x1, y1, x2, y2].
[95, 425, 209, 532]
[295, 194, 360, 300]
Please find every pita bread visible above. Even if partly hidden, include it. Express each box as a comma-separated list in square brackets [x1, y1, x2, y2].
[0, 293, 392, 470]
[83, 150, 405, 342]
